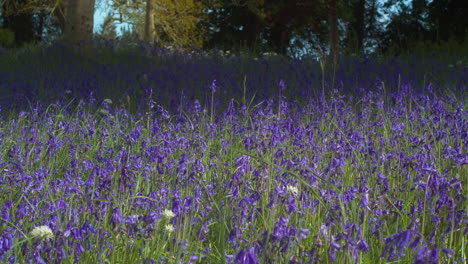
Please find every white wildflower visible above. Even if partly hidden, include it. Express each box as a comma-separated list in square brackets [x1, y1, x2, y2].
[287, 185, 299, 195]
[162, 209, 175, 219]
[164, 224, 174, 233]
[30, 225, 54, 239]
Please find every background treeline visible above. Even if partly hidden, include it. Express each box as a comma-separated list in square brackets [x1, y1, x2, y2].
[0, 0, 467, 58]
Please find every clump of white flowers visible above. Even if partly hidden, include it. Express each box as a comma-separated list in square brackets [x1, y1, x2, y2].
[30, 225, 54, 239]
[164, 224, 174, 233]
[163, 209, 175, 219]
[287, 185, 299, 195]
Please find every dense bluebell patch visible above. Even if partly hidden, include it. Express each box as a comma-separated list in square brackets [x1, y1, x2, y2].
[0, 42, 466, 263]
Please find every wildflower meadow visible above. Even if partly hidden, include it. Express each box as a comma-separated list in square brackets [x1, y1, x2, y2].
[0, 40, 466, 264]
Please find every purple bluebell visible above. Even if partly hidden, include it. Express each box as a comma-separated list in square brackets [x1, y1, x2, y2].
[235, 246, 259, 264]
[211, 79, 217, 93]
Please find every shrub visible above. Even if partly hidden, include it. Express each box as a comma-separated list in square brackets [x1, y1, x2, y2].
[0, 28, 15, 48]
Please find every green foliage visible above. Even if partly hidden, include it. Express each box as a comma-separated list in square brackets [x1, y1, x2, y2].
[108, 0, 208, 49]
[205, 0, 328, 57]
[0, 28, 15, 48]
[1, 0, 466, 59]
[98, 12, 118, 40]
[376, 0, 468, 57]
[152, 0, 207, 49]
[381, 36, 468, 59]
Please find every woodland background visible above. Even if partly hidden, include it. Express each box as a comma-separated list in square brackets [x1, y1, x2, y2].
[0, 0, 467, 59]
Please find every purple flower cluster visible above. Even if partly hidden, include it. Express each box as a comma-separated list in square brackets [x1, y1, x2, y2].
[0, 46, 466, 263]
[0, 40, 466, 114]
[0, 83, 465, 263]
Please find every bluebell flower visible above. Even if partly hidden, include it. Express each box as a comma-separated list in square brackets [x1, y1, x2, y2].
[235, 246, 259, 264]
[211, 80, 217, 93]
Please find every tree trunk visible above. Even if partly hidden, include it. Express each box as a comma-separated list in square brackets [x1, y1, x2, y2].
[368, 0, 377, 41]
[244, 15, 261, 48]
[63, 0, 96, 57]
[144, 0, 155, 43]
[269, 25, 291, 56]
[354, 0, 365, 55]
[329, 0, 339, 62]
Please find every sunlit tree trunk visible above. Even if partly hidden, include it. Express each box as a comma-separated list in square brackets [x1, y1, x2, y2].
[144, 0, 155, 43]
[63, 0, 96, 56]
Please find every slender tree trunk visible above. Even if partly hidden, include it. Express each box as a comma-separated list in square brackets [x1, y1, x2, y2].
[329, 0, 339, 62]
[63, 0, 95, 57]
[269, 25, 291, 56]
[355, 0, 365, 55]
[144, 0, 155, 43]
[329, 0, 339, 91]
[368, 0, 377, 42]
[244, 16, 260, 48]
